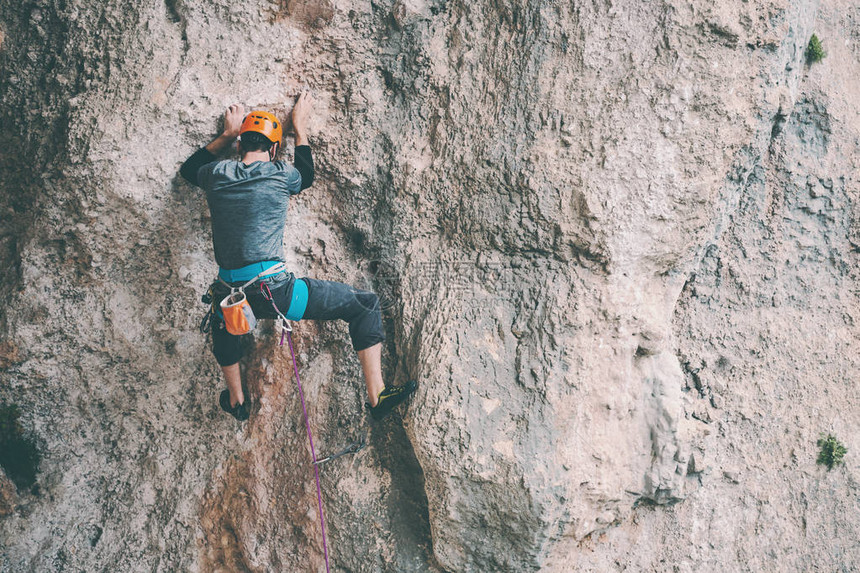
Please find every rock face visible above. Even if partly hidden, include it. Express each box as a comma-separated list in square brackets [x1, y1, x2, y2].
[1, 0, 858, 571]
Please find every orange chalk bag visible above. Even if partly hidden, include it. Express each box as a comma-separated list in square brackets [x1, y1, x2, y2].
[219, 289, 257, 335]
[210, 262, 289, 336]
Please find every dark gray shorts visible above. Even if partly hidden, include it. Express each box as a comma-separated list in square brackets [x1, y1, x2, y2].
[210, 273, 385, 366]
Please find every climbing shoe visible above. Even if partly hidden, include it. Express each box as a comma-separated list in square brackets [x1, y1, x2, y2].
[219, 389, 250, 421]
[366, 380, 418, 421]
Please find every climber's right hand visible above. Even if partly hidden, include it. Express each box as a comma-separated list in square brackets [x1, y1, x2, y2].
[291, 92, 312, 142]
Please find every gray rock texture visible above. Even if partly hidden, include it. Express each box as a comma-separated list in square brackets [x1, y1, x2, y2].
[1, 0, 858, 571]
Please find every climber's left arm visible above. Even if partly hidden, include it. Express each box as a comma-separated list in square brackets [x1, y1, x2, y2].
[179, 104, 245, 187]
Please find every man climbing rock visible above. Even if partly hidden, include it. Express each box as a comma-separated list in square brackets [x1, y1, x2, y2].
[180, 94, 416, 422]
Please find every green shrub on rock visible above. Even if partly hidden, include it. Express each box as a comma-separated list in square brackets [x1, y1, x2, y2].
[817, 434, 847, 470]
[807, 34, 826, 64]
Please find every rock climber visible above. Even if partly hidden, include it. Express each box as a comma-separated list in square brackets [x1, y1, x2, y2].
[179, 94, 416, 422]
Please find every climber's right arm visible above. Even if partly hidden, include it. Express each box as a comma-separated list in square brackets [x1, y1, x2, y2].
[291, 93, 314, 191]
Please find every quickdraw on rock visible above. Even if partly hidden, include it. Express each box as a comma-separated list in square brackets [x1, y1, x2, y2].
[314, 435, 366, 466]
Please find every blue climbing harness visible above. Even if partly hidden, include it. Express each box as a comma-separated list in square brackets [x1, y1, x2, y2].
[199, 261, 309, 332]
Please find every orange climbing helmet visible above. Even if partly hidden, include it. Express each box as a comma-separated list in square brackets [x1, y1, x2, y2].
[239, 110, 282, 144]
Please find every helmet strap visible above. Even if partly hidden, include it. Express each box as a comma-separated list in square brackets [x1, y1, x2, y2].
[269, 141, 280, 161]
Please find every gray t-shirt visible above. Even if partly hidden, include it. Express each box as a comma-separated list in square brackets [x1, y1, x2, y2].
[197, 159, 303, 269]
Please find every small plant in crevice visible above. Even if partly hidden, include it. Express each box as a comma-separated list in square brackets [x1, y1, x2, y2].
[817, 434, 847, 470]
[807, 34, 826, 64]
[0, 403, 41, 491]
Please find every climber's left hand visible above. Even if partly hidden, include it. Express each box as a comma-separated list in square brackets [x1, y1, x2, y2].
[222, 103, 246, 139]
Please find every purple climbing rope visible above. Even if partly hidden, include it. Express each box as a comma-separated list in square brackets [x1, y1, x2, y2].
[283, 328, 330, 573]
[260, 282, 330, 571]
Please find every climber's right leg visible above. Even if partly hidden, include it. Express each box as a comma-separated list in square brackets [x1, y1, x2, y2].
[300, 278, 416, 419]
[357, 343, 385, 406]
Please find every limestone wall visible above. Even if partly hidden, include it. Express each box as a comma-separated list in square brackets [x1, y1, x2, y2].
[0, 0, 857, 571]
